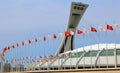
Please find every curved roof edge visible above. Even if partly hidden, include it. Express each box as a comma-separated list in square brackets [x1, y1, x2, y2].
[65, 43, 120, 54]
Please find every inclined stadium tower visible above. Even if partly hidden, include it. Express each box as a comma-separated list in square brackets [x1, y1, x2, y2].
[26, 2, 120, 70]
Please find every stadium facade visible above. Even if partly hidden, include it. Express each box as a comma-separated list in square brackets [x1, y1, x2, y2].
[27, 44, 120, 70]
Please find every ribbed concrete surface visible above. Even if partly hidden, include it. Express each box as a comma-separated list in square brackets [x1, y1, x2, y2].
[5, 68, 120, 73]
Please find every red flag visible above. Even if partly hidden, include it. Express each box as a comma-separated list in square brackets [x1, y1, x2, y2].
[16, 43, 19, 47]
[106, 24, 113, 30]
[45, 59, 48, 62]
[39, 56, 42, 58]
[65, 32, 71, 37]
[22, 42, 24, 46]
[44, 36, 46, 41]
[28, 40, 31, 44]
[77, 30, 83, 34]
[35, 38, 38, 42]
[53, 34, 57, 39]
[11, 45, 15, 49]
[56, 54, 59, 57]
[7, 46, 10, 50]
[91, 27, 97, 32]
[62, 53, 65, 57]
[44, 56, 47, 58]
[49, 55, 53, 58]
[3, 48, 7, 53]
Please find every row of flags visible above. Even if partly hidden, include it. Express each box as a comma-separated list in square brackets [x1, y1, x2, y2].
[15, 59, 53, 66]
[1, 24, 120, 61]
[11, 52, 73, 64]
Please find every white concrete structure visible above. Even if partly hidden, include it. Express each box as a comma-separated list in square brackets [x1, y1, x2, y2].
[27, 44, 120, 70]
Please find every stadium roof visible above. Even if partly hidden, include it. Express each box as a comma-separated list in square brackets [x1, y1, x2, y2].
[65, 44, 120, 54]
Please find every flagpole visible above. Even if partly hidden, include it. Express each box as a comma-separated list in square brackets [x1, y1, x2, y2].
[97, 32, 100, 68]
[38, 37, 41, 70]
[83, 33, 85, 69]
[58, 32, 62, 70]
[114, 22, 117, 68]
[47, 35, 50, 70]
[97, 25, 102, 68]
[76, 33, 78, 69]
[52, 34, 55, 70]
[106, 25, 108, 68]
[89, 28, 93, 69]
[62, 35, 64, 70]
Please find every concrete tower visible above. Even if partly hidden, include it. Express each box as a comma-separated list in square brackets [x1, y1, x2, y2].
[56, 2, 88, 54]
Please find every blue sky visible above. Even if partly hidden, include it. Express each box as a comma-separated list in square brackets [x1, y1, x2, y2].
[0, 0, 120, 62]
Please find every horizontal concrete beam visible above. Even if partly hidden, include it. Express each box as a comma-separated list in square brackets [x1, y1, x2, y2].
[4, 68, 120, 73]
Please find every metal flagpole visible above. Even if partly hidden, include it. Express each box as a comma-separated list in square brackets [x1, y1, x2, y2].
[89, 29, 93, 69]
[47, 35, 49, 70]
[58, 32, 62, 70]
[52, 34, 55, 70]
[83, 33, 85, 69]
[76, 33, 78, 69]
[114, 23, 117, 68]
[106, 25, 108, 68]
[44, 36, 46, 70]
[38, 37, 41, 70]
[63, 35, 65, 70]
[97, 25, 103, 68]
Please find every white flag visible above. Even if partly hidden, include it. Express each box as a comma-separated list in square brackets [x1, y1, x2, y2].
[58, 33, 63, 38]
[48, 35, 52, 40]
[70, 31, 74, 35]
[83, 28, 89, 33]
[114, 24, 120, 29]
[98, 25, 106, 31]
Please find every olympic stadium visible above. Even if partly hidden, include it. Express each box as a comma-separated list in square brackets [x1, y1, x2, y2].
[27, 44, 120, 70]
[1, 1, 120, 73]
